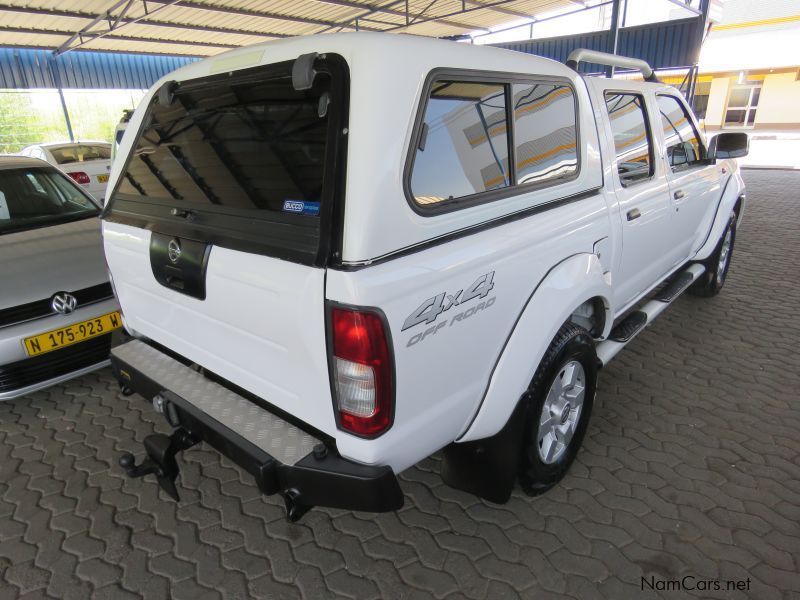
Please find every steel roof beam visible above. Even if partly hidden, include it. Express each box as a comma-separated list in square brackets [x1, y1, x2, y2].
[662, 0, 701, 16]
[0, 5, 287, 40]
[54, 0, 130, 55]
[320, 0, 490, 33]
[314, 0, 525, 27]
[142, 0, 385, 32]
[462, 0, 537, 19]
[379, 0, 546, 31]
[56, 0, 190, 54]
[0, 25, 239, 50]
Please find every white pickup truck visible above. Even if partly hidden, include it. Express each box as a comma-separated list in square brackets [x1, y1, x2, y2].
[102, 34, 747, 521]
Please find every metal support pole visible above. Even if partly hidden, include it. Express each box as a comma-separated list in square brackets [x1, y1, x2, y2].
[49, 58, 74, 142]
[689, 0, 711, 107]
[606, 0, 621, 77]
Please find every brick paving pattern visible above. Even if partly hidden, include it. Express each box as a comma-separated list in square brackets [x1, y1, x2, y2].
[1, 170, 798, 599]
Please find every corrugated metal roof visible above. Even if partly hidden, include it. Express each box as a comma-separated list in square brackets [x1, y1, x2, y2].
[0, 47, 195, 89]
[0, 0, 575, 57]
[494, 17, 703, 71]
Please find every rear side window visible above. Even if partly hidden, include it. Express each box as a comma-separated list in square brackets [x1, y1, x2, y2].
[50, 145, 111, 164]
[105, 57, 347, 264]
[657, 95, 706, 170]
[513, 83, 578, 184]
[411, 82, 510, 206]
[605, 92, 654, 185]
[409, 75, 580, 211]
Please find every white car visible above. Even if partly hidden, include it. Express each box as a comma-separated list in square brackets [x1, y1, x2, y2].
[19, 141, 112, 202]
[101, 35, 747, 520]
[0, 156, 121, 400]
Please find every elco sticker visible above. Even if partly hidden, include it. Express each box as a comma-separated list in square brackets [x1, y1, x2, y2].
[282, 200, 320, 216]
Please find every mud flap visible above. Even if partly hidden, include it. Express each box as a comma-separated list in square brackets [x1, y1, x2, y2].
[441, 398, 527, 504]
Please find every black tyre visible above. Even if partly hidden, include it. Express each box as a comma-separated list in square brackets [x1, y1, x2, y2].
[689, 210, 737, 297]
[519, 322, 597, 496]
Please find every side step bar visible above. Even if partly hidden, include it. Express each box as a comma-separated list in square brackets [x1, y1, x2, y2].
[596, 264, 705, 366]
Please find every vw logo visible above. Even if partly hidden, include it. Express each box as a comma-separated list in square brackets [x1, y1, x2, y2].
[51, 292, 78, 315]
[167, 239, 182, 264]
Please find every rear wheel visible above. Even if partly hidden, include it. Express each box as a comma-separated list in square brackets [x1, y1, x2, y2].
[689, 210, 737, 297]
[519, 323, 597, 496]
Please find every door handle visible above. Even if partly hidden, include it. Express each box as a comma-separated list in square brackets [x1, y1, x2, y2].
[626, 208, 641, 221]
[673, 190, 685, 200]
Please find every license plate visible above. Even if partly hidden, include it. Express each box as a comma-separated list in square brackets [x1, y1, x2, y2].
[23, 311, 122, 356]
[97, 174, 109, 183]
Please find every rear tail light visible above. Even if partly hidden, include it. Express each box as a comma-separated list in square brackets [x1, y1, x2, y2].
[330, 306, 394, 437]
[67, 171, 91, 185]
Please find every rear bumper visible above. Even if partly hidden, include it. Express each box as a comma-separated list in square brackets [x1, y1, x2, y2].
[110, 339, 403, 515]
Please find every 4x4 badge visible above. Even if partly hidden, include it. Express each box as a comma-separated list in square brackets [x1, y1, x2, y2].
[402, 272, 495, 331]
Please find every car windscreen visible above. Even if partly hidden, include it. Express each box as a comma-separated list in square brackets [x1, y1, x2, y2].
[0, 167, 99, 234]
[50, 144, 112, 164]
[104, 57, 346, 265]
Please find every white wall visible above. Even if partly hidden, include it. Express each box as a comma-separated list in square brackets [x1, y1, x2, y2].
[756, 72, 800, 128]
[704, 77, 730, 130]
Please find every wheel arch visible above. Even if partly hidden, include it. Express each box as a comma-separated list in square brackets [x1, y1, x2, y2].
[457, 252, 611, 443]
[695, 169, 746, 261]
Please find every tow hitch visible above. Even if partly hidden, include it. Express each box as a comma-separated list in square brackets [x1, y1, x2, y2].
[118, 428, 198, 501]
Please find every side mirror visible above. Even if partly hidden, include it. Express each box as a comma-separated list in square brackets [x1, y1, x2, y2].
[708, 132, 749, 160]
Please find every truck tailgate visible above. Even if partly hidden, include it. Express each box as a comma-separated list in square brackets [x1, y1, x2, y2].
[103, 221, 336, 435]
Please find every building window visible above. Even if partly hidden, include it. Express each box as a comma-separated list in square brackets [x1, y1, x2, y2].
[411, 81, 510, 206]
[724, 83, 761, 129]
[605, 92, 653, 185]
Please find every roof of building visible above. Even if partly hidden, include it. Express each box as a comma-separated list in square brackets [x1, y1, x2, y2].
[0, 0, 575, 57]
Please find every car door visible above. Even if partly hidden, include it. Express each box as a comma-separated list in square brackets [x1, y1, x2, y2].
[598, 85, 673, 308]
[655, 93, 723, 265]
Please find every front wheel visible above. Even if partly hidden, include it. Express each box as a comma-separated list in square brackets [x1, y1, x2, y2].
[689, 210, 737, 297]
[519, 322, 597, 496]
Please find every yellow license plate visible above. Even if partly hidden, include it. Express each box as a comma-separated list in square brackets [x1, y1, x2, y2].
[97, 174, 109, 183]
[23, 311, 122, 356]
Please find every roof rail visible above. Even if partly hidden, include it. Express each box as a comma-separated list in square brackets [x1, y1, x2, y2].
[566, 48, 661, 83]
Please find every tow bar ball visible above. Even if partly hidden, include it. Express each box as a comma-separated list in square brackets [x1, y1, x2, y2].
[118, 429, 198, 501]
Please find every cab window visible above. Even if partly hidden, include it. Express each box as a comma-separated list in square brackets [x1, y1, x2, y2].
[657, 95, 706, 170]
[604, 92, 653, 186]
[409, 76, 580, 211]
[411, 81, 511, 206]
[512, 83, 578, 185]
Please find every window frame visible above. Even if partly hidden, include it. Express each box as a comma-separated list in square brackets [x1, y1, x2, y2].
[102, 55, 351, 267]
[656, 92, 708, 173]
[723, 82, 761, 129]
[403, 68, 582, 216]
[603, 90, 656, 188]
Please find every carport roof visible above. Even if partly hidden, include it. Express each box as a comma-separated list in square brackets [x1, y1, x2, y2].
[0, 0, 577, 57]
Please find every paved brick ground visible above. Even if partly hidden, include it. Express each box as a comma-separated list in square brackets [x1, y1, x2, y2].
[1, 170, 798, 599]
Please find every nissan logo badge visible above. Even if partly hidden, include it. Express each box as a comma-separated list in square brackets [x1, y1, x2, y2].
[168, 239, 182, 263]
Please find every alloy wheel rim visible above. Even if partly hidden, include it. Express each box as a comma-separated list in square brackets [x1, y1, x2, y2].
[537, 360, 586, 464]
[717, 228, 732, 282]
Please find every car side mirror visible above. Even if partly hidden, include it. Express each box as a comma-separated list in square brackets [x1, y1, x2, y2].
[708, 132, 749, 160]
